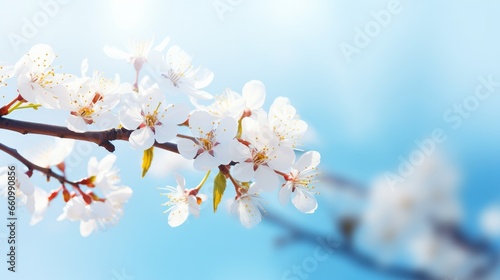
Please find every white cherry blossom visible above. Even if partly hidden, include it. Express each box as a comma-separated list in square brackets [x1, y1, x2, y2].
[192, 88, 245, 120]
[22, 138, 75, 168]
[103, 37, 170, 73]
[178, 111, 238, 171]
[56, 155, 132, 236]
[241, 80, 266, 118]
[14, 44, 73, 109]
[150, 45, 214, 100]
[87, 154, 122, 195]
[159, 174, 207, 227]
[279, 151, 320, 214]
[59, 60, 121, 132]
[231, 184, 265, 228]
[192, 80, 267, 120]
[119, 86, 189, 150]
[57, 187, 133, 237]
[232, 117, 295, 192]
[268, 97, 308, 148]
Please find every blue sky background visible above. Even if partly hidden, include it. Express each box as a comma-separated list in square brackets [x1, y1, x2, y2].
[1, 0, 500, 279]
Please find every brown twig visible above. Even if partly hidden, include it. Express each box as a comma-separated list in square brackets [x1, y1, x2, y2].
[0, 117, 178, 153]
[0, 142, 78, 186]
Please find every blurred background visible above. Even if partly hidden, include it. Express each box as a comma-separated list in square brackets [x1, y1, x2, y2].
[1, 0, 500, 279]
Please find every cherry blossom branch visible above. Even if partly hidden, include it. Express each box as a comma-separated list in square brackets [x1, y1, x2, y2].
[0, 142, 77, 186]
[0, 116, 178, 154]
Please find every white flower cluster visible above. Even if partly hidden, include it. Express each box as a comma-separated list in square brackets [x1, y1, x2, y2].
[0, 38, 320, 230]
[57, 154, 132, 237]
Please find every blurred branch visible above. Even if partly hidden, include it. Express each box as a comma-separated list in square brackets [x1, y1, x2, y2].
[266, 175, 500, 280]
[265, 211, 439, 280]
[435, 223, 500, 280]
[0, 116, 178, 153]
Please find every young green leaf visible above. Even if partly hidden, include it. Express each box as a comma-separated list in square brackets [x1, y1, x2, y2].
[141, 146, 154, 178]
[213, 171, 227, 212]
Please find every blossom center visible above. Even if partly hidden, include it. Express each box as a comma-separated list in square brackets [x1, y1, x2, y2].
[198, 131, 216, 151]
[31, 70, 55, 87]
[252, 151, 268, 166]
[145, 113, 158, 127]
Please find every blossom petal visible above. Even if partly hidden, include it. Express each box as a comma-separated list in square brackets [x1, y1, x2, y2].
[232, 197, 262, 229]
[67, 115, 88, 133]
[163, 104, 189, 125]
[193, 152, 218, 171]
[98, 154, 117, 173]
[168, 204, 189, 227]
[216, 117, 238, 143]
[17, 173, 34, 196]
[80, 220, 97, 237]
[242, 80, 266, 110]
[177, 139, 199, 160]
[213, 143, 232, 165]
[267, 146, 295, 173]
[279, 184, 293, 206]
[189, 111, 215, 138]
[27, 187, 49, 225]
[292, 189, 318, 214]
[154, 122, 177, 143]
[119, 107, 143, 130]
[188, 195, 200, 217]
[293, 151, 321, 172]
[129, 127, 155, 150]
[232, 140, 252, 162]
[193, 67, 214, 89]
[253, 166, 279, 192]
[232, 162, 255, 182]
[93, 111, 120, 131]
[174, 173, 186, 190]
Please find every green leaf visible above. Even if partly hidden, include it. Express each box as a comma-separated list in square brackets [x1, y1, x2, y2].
[141, 146, 154, 178]
[213, 171, 227, 212]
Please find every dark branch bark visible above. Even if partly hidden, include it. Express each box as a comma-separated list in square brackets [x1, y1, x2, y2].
[0, 116, 178, 153]
[0, 142, 77, 186]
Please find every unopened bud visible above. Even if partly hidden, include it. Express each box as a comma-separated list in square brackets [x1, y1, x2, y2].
[56, 162, 66, 173]
[25, 170, 33, 178]
[88, 192, 100, 201]
[48, 190, 59, 202]
[78, 176, 96, 187]
[62, 189, 70, 202]
[81, 193, 92, 205]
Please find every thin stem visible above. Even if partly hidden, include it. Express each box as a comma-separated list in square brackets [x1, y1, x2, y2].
[195, 170, 211, 190]
[6, 101, 23, 114]
[176, 133, 197, 142]
[227, 173, 242, 197]
[11, 104, 42, 112]
[0, 142, 78, 186]
[0, 94, 24, 116]
[275, 170, 291, 180]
